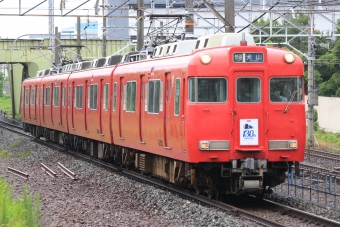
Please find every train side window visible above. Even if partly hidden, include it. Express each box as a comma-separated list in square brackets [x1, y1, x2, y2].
[53, 86, 60, 107]
[89, 84, 98, 110]
[270, 77, 303, 102]
[148, 80, 160, 114]
[30, 88, 35, 105]
[36, 88, 39, 106]
[113, 83, 117, 111]
[68, 86, 71, 108]
[126, 81, 136, 112]
[174, 78, 180, 116]
[236, 78, 261, 103]
[62, 87, 66, 107]
[104, 83, 109, 111]
[189, 78, 227, 103]
[44, 87, 50, 106]
[25, 88, 29, 105]
[75, 85, 83, 109]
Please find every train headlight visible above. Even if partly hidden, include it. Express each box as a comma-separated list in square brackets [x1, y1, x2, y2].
[200, 53, 212, 64]
[288, 140, 298, 149]
[284, 52, 295, 63]
[199, 141, 210, 150]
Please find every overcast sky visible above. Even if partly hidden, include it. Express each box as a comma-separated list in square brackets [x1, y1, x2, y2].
[0, 0, 98, 39]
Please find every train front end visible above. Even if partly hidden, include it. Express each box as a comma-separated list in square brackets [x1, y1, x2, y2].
[186, 42, 305, 196]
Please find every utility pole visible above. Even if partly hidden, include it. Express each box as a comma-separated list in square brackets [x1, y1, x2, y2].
[307, 0, 317, 160]
[185, 0, 194, 35]
[137, 0, 144, 51]
[102, 0, 107, 57]
[225, 0, 235, 33]
[77, 16, 81, 61]
[49, 0, 55, 66]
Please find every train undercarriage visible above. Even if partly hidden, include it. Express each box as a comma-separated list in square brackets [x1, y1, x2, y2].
[24, 123, 292, 198]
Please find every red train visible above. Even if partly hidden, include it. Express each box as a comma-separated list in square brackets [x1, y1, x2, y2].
[21, 33, 306, 198]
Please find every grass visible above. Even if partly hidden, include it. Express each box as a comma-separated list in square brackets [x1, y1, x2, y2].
[314, 130, 340, 151]
[0, 177, 41, 227]
[10, 141, 23, 148]
[0, 150, 31, 159]
[0, 94, 21, 119]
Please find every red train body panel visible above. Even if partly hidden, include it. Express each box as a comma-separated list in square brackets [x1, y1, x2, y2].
[21, 35, 306, 196]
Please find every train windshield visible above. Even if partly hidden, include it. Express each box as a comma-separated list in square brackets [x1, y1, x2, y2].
[270, 77, 303, 102]
[189, 78, 227, 103]
[236, 77, 261, 103]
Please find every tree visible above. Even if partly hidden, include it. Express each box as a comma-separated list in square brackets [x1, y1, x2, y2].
[0, 71, 4, 97]
[318, 72, 340, 97]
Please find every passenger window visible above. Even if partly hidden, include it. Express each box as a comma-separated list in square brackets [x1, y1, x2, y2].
[104, 83, 109, 111]
[148, 80, 160, 113]
[36, 88, 39, 106]
[62, 87, 66, 107]
[270, 77, 303, 102]
[189, 78, 227, 103]
[89, 84, 98, 110]
[174, 78, 180, 116]
[113, 83, 117, 111]
[126, 81, 136, 112]
[68, 86, 71, 108]
[75, 85, 83, 109]
[236, 78, 261, 103]
[44, 87, 50, 106]
[30, 88, 35, 105]
[25, 88, 29, 105]
[53, 86, 60, 107]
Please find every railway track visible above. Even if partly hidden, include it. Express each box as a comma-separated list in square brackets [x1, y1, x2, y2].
[305, 148, 340, 164]
[1, 118, 340, 226]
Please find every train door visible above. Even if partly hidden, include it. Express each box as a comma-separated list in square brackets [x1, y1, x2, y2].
[99, 79, 104, 135]
[181, 78, 186, 151]
[84, 80, 88, 132]
[71, 82, 75, 129]
[118, 77, 124, 140]
[34, 85, 38, 122]
[164, 72, 171, 149]
[233, 72, 264, 151]
[139, 74, 145, 144]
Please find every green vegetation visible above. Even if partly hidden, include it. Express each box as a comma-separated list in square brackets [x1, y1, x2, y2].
[10, 141, 23, 148]
[0, 149, 31, 159]
[0, 150, 9, 159]
[0, 94, 21, 119]
[0, 178, 41, 227]
[314, 130, 340, 151]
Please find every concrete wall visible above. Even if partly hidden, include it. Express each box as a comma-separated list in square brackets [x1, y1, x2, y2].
[314, 96, 340, 133]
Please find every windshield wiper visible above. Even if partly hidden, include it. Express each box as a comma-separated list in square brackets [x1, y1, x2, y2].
[284, 90, 297, 113]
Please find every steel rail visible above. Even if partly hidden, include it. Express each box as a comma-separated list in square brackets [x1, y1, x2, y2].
[263, 199, 340, 227]
[7, 167, 29, 179]
[41, 163, 57, 178]
[57, 162, 77, 180]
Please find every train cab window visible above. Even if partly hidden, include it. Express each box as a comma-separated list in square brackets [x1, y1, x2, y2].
[30, 88, 35, 105]
[189, 78, 227, 103]
[173, 45, 177, 54]
[89, 84, 98, 110]
[53, 86, 60, 107]
[236, 78, 260, 103]
[25, 88, 29, 105]
[203, 39, 209, 48]
[103, 83, 109, 111]
[270, 78, 303, 102]
[174, 78, 180, 116]
[126, 81, 136, 112]
[62, 87, 66, 107]
[75, 85, 83, 109]
[113, 83, 117, 111]
[44, 87, 50, 106]
[148, 80, 160, 113]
